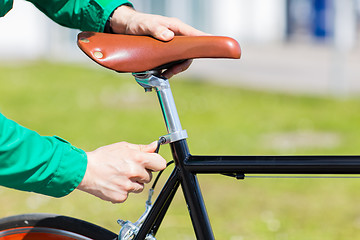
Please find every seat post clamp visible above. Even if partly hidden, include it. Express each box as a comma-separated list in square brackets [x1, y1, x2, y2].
[159, 130, 188, 145]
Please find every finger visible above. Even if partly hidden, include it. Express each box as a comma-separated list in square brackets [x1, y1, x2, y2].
[166, 18, 208, 37]
[146, 17, 207, 41]
[110, 192, 129, 204]
[130, 181, 145, 193]
[151, 26, 175, 41]
[130, 168, 153, 184]
[140, 141, 158, 153]
[138, 152, 167, 172]
[124, 141, 157, 153]
[162, 60, 193, 79]
[122, 142, 166, 171]
[109, 181, 145, 203]
[132, 15, 175, 41]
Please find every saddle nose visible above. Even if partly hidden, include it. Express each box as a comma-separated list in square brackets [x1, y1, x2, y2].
[77, 32, 241, 73]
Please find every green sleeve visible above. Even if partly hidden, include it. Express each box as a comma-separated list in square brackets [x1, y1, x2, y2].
[0, 0, 13, 17]
[0, 113, 87, 197]
[26, 0, 132, 32]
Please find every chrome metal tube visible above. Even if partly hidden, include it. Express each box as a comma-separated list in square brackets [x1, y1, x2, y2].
[133, 72, 187, 143]
[155, 81, 182, 134]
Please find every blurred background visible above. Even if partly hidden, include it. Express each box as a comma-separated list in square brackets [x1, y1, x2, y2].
[1, 1, 360, 239]
[1, 0, 360, 95]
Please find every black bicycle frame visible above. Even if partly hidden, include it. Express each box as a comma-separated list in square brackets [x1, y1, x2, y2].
[131, 72, 360, 240]
[135, 139, 215, 240]
[133, 138, 360, 240]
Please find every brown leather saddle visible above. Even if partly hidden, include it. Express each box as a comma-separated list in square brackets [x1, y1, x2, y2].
[77, 32, 241, 73]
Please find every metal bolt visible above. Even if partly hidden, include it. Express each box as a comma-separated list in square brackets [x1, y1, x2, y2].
[117, 219, 126, 226]
[94, 51, 103, 59]
[79, 38, 90, 43]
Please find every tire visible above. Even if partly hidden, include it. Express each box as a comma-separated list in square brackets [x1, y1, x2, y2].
[0, 213, 118, 240]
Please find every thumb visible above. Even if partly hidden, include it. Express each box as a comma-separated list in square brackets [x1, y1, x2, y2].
[140, 141, 159, 153]
[153, 28, 175, 41]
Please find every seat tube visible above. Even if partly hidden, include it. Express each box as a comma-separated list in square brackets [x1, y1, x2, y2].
[171, 140, 215, 240]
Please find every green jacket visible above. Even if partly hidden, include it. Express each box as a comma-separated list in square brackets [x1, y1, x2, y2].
[0, 0, 131, 197]
[0, 113, 87, 197]
[0, 0, 131, 32]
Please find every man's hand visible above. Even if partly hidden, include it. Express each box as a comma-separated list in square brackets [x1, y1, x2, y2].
[109, 5, 207, 78]
[110, 5, 205, 41]
[77, 141, 166, 203]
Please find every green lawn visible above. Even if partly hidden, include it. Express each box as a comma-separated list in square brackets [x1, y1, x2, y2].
[1, 61, 360, 239]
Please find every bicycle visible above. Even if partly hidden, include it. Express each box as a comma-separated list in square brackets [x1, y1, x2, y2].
[1, 31, 360, 240]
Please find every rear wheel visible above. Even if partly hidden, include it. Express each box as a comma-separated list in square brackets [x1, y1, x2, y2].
[0, 213, 117, 240]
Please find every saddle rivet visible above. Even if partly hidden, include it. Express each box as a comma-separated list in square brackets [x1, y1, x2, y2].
[94, 51, 103, 59]
[79, 38, 89, 43]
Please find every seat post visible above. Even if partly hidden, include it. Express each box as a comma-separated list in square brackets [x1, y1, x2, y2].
[132, 71, 188, 144]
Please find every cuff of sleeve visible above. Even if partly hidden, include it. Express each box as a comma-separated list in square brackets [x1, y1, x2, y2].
[42, 137, 88, 198]
[95, 0, 133, 32]
[0, 0, 13, 17]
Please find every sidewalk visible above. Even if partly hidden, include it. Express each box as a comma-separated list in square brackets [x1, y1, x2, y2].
[183, 42, 360, 96]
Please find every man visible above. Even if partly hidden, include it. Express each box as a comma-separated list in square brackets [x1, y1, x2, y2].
[0, 0, 204, 203]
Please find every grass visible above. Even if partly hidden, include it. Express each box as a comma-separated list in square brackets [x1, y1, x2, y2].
[1, 61, 360, 239]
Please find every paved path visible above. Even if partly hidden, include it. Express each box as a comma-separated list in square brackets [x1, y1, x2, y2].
[183, 43, 360, 96]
